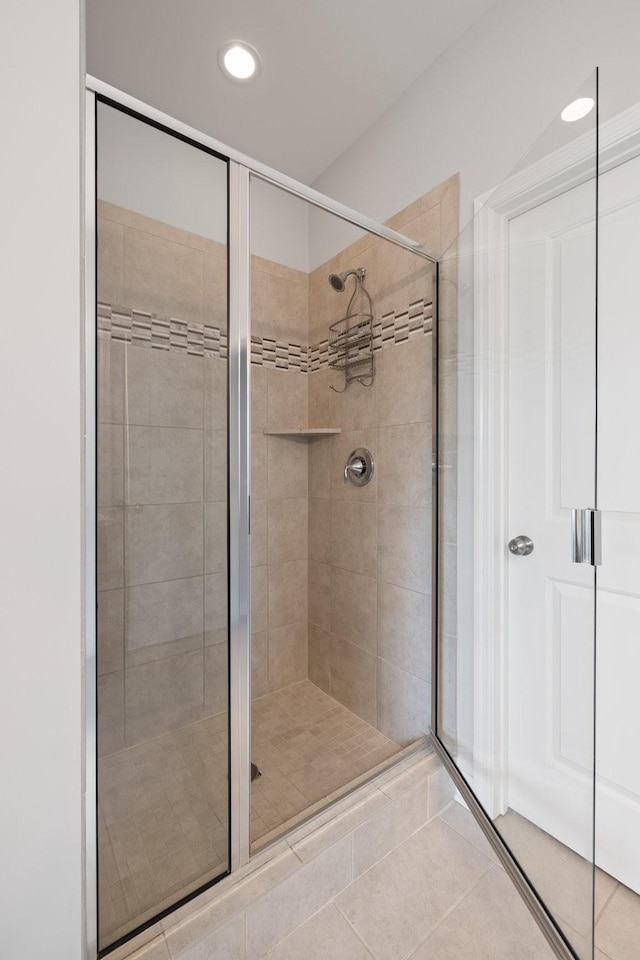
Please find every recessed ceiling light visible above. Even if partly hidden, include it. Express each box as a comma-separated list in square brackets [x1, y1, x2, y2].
[218, 41, 261, 82]
[561, 97, 595, 122]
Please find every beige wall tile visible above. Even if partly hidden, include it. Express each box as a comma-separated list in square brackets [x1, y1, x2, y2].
[308, 437, 332, 502]
[267, 436, 308, 500]
[439, 176, 460, 256]
[97, 216, 125, 306]
[204, 356, 227, 425]
[251, 433, 268, 500]
[377, 659, 430, 746]
[378, 502, 430, 594]
[124, 651, 204, 745]
[98, 671, 124, 757]
[308, 498, 331, 563]
[251, 499, 267, 568]
[205, 501, 227, 576]
[126, 349, 203, 429]
[377, 422, 431, 506]
[331, 567, 377, 654]
[330, 636, 376, 726]
[308, 622, 331, 694]
[330, 501, 376, 578]
[373, 241, 434, 321]
[268, 559, 308, 629]
[378, 581, 430, 681]
[98, 507, 124, 591]
[205, 430, 227, 502]
[399, 205, 441, 252]
[267, 370, 307, 431]
[251, 367, 268, 433]
[126, 426, 203, 505]
[98, 588, 125, 675]
[98, 339, 125, 424]
[384, 177, 454, 233]
[251, 630, 269, 700]
[124, 226, 203, 324]
[377, 336, 431, 427]
[252, 267, 308, 346]
[307, 368, 333, 428]
[308, 560, 331, 630]
[329, 376, 377, 432]
[125, 503, 204, 585]
[204, 642, 228, 718]
[125, 576, 203, 653]
[98, 422, 124, 506]
[268, 499, 307, 563]
[268, 622, 307, 691]
[205, 573, 228, 639]
[251, 565, 268, 636]
[203, 248, 228, 330]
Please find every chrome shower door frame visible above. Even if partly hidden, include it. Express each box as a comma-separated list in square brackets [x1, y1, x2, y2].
[83, 74, 437, 960]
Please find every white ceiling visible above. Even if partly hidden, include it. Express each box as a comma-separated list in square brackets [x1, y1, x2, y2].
[87, 0, 496, 184]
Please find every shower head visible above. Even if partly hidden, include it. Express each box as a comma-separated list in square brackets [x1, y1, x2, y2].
[327, 268, 366, 292]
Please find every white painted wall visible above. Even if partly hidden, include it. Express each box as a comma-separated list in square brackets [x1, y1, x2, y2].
[310, 0, 640, 267]
[97, 102, 310, 271]
[309, 0, 640, 765]
[0, 3, 84, 959]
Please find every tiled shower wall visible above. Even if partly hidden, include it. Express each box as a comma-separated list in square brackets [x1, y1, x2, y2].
[96, 202, 229, 755]
[97, 175, 458, 754]
[250, 258, 309, 698]
[306, 176, 459, 745]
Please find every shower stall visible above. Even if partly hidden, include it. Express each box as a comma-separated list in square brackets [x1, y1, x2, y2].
[89, 79, 438, 954]
[88, 69, 640, 960]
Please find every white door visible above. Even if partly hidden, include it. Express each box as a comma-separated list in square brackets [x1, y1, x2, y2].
[507, 154, 640, 894]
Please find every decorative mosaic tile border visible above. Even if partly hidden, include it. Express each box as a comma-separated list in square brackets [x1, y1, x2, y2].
[98, 303, 228, 359]
[97, 295, 432, 373]
[250, 336, 307, 372]
[308, 296, 433, 372]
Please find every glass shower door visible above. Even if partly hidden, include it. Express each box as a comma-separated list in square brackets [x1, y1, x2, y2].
[593, 138, 640, 958]
[95, 101, 230, 950]
[435, 73, 599, 959]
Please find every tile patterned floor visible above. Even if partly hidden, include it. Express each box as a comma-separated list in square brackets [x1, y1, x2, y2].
[496, 810, 640, 960]
[251, 680, 400, 845]
[98, 679, 400, 948]
[259, 802, 557, 960]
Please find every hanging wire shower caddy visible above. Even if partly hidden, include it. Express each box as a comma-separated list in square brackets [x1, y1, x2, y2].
[328, 268, 375, 391]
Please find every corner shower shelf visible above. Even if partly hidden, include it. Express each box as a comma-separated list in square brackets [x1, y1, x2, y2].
[263, 428, 341, 436]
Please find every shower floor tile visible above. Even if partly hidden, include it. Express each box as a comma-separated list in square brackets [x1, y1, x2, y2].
[250, 680, 400, 846]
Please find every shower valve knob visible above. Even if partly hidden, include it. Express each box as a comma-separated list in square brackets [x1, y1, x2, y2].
[344, 448, 374, 487]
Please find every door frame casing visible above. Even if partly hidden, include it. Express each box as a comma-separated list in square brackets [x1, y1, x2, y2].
[471, 100, 640, 816]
